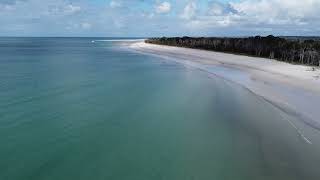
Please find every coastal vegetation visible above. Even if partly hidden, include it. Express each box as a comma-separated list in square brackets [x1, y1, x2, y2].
[146, 36, 320, 66]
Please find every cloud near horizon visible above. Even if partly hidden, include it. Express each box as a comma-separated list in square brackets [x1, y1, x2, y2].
[155, 2, 171, 14]
[0, 0, 319, 37]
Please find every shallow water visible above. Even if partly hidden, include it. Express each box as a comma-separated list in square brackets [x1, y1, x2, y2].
[0, 38, 320, 180]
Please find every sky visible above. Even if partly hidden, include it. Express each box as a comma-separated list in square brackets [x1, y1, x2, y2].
[0, 0, 319, 37]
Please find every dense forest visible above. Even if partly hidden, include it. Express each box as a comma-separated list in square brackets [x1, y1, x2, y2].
[145, 36, 320, 66]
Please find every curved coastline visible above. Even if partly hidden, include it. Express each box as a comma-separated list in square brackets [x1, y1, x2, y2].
[129, 41, 320, 144]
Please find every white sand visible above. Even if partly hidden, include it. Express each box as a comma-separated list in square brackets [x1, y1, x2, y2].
[130, 42, 320, 142]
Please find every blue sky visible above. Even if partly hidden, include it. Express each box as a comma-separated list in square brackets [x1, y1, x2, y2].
[0, 0, 319, 37]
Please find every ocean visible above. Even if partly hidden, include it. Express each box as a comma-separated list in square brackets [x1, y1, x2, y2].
[0, 37, 319, 180]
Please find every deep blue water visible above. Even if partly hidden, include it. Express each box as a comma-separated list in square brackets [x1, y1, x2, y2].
[0, 37, 319, 180]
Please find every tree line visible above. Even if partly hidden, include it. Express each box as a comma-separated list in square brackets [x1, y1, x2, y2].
[145, 35, 320, 66]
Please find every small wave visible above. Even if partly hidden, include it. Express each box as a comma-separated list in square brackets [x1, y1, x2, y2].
[93, 39, 145, 42]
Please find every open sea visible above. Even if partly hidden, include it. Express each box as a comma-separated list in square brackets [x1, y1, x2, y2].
[0, 37, 320, 180]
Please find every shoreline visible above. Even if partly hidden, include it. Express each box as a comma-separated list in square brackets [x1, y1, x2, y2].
[129, 41, 320, 143]
[145, 36, 320, 67]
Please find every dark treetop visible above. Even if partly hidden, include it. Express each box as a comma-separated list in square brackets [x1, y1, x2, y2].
[146, 35, 320, 66]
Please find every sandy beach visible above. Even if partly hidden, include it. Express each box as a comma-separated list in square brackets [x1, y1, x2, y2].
[130, 41, 320, 144]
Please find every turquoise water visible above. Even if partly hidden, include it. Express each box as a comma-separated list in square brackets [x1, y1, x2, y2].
[0, 38, 320, 180]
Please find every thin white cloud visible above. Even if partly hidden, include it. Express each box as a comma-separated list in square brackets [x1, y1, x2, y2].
[155, 2, 171, 14]
[81, 22, 91, 29]
[64, 4, 81, 15]
[0, 4, 15, 10]
[208, 3, 224, 16]
[0, 0, 26, 5]
[110, 0, 122, 8]
[180, 1, 196, 20]
[47, 4, 81, 16]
